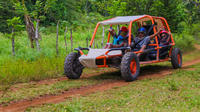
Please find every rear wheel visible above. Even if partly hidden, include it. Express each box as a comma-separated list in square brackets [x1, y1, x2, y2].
[121, 52, 140, 82]
[171, 48, 182, 69]
[64, 52, 84, 79]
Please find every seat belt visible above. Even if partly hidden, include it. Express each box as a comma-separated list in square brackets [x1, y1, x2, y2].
[133, 37, 145, 49]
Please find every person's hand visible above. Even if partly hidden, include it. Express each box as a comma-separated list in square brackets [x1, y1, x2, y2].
[108, 28, 114, 32]
[155, 28, 162, 36]
[108, 29, 115, 36]
[137, 53, 141, 57]
[120, 42, 125, 47]
[158, 28, 162, 32]
[137, 49, 143, 57]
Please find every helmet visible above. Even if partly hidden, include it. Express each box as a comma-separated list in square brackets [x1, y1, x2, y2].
[160, 30, 168, 34]
[120, 26, 128, 32]
[138, 27, 146, 33]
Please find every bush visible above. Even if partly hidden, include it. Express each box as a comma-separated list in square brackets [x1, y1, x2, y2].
[175, 22, 200, 52]
[174, 33, 195, 52]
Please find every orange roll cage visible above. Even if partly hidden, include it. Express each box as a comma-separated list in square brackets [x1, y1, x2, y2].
[86, 15, 175, 68]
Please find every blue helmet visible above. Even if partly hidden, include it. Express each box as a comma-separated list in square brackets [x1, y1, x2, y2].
[138, 27, 146, 33]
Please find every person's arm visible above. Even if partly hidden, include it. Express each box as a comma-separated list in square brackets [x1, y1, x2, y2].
[111, 42, 125, 48]
[108, 29, 116, 37]
[137, 45, 146, 57]
[116, 36, 123, 43]
[167, 32, 171, 42]
[140, 45, 146, 52]
[149, 29, 161, 39]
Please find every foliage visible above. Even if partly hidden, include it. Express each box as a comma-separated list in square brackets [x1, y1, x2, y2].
[0, 0, 15, 33]
[175, 22, 200, 51]
[0, 0, 200, 32]
[183, 0, 200, 24]
[7, 17, 24, 32]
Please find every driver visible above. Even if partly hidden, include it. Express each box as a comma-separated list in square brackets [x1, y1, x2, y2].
[135, 27, 161, 56]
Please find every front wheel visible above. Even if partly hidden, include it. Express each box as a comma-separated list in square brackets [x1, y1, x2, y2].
[171, 48, 182, 69]
[121, 52, 140, 82]
[64, 52, 84, 79]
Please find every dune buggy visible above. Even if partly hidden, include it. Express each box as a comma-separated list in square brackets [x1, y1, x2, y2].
[64, 15, 182, 82]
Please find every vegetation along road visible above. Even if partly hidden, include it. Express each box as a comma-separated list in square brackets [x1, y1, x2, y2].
[0, 47, 200, 112]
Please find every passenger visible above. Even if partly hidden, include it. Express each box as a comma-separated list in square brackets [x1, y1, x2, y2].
[159, 30, 171, 46]
[135, 27, 161, 56]
[105, 26, 129, 48]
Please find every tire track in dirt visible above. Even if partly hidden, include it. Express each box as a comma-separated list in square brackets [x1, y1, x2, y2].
[2, 68, 117, 93]
[1, 58, 200, 112]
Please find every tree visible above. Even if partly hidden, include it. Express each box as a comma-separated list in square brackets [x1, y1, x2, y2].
[46, 0, 80, 54]
[31, 0, 56, 51]
[14, 0, 55, 49]
[149, 0, 185, 31]
[0, 0, 16, 33]
[6, 17, 24, 56]
[183, 0, 200, 25]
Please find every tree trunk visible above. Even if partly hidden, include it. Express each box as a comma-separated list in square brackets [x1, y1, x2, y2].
[24, 15, 35, 48]
[35, 19, 40, 51]
[24, 15, 42, 49]
[30, 38, 34, 48]
[64, 26, 68, 53]
[56, 21, 59, 56]
[70, 29, 73, 52]
[11, 28, 15, 56]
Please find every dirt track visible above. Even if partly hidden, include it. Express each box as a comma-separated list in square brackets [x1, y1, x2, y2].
[0, 57, 200, 112]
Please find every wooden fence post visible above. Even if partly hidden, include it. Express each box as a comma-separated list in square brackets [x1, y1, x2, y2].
[64, 26, 68, 53]
[93, 40, 95, 48]
[117, 25, 120, 34]
[101, 25, 105, 48]
[11, 28, 15, 56]
[35, 19, 40, 51]
[56, 21, 59, 56]
[86, 37, 89, 47]
[70, 29, 73, 52]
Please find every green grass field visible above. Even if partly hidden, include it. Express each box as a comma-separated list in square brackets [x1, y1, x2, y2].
[0, 26, 111, 88]
[0, 49, 200, 107]
[26, 63, 200, 112]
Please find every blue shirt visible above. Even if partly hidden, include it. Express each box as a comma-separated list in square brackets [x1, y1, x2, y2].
[113, 35, 126, 45]
[113, 36, 118, 45]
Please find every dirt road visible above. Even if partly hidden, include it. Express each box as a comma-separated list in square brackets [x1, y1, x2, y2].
[1, 57, 200, 112]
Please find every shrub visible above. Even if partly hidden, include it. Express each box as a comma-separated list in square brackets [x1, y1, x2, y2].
[174, 33, 195, 52]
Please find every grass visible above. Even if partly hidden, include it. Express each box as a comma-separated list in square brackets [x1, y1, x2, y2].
[0, 50, 200, 107]
[0, 69, 120, 105]
[0, 57, 64, 91]
[0, 26, 110, 88]
[26, 63, 200, 112]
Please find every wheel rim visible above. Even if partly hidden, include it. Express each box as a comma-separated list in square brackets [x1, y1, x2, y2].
[130, 59, 137, 75]
[177, 54, 181, 65]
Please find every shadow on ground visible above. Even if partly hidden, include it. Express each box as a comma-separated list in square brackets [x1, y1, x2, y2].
[83, 65, 172, 81]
